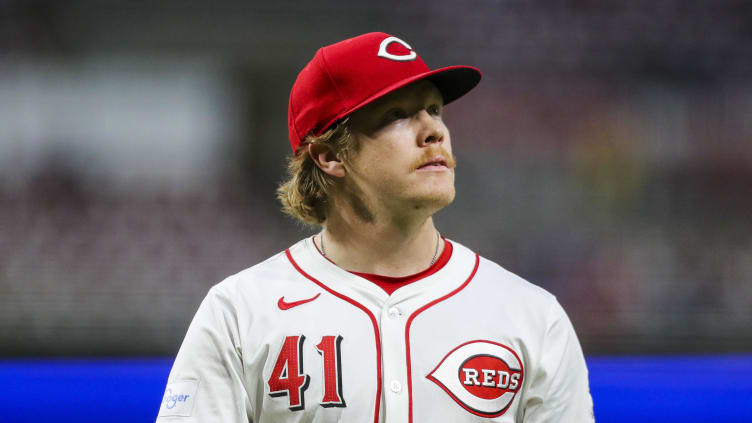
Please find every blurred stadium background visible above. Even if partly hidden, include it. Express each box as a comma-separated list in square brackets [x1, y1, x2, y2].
[1, 0, 751, 421]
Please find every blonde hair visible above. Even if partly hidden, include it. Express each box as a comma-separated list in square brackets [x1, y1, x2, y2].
[276, 118, 357, 226]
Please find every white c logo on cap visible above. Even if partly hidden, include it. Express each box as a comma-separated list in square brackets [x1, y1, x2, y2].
[377, 36, 417, 62]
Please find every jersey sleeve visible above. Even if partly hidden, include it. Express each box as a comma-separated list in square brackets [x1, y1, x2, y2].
[156, 285, 252, 423]
[522, 299, 595, 422]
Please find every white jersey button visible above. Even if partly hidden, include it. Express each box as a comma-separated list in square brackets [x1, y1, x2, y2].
[390, 380, 402, 393]
[387, 306, 402, 319]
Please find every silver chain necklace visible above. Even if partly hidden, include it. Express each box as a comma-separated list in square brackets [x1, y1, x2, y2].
[320, 230, 442, 266]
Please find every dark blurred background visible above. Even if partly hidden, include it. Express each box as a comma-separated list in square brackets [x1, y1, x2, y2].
[1, 0, 751, 358]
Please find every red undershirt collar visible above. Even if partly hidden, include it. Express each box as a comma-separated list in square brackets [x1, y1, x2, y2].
[313, 237, 453, 295]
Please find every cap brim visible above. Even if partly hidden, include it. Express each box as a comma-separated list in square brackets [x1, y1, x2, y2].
[424, 65, 483, 105]
[319, 65, 481, 135]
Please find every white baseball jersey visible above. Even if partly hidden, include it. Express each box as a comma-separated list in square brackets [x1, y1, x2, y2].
[157, 237, 594, 422]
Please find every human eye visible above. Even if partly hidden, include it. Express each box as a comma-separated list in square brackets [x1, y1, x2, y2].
[427, 103, 442, 116]
[384, 108, 408, 122]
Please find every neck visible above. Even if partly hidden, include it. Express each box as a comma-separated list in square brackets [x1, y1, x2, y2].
[320, 211, 443, 277]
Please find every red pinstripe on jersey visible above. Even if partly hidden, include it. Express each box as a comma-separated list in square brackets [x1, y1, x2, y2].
[285, 249, 382, 423]
[405, 253, 480, 423]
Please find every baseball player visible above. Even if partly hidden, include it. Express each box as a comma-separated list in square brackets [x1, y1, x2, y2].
[157, 32, 594, 422]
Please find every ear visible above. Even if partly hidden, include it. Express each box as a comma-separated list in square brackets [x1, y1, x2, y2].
[308, 143, 346, 178]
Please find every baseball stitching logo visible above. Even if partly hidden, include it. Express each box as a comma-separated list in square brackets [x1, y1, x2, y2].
[377, 36, 417, 62]
[427, 340, 524, 417]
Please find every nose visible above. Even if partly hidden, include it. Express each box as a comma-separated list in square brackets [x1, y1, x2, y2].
[416, 109, 445, 147]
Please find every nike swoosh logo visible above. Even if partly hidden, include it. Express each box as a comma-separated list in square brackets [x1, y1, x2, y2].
[278, 293, 321, 310]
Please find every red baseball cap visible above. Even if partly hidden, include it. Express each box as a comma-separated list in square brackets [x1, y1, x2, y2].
[288, 32, 482, 152]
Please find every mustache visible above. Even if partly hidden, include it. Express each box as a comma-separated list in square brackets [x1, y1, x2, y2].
[410, 146, 457, 172]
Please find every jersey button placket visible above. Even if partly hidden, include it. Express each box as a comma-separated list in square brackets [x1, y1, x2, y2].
[379, 301, 410, 422]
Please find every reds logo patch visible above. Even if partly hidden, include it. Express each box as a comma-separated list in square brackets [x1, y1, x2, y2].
[377, 36, 417, 62]
[427, 340, 524, 417]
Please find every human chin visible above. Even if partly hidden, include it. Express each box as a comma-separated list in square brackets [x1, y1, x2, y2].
[409, 182, 455, 211]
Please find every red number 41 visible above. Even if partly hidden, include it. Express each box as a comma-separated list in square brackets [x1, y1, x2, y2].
[268, 335, 346, 411]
